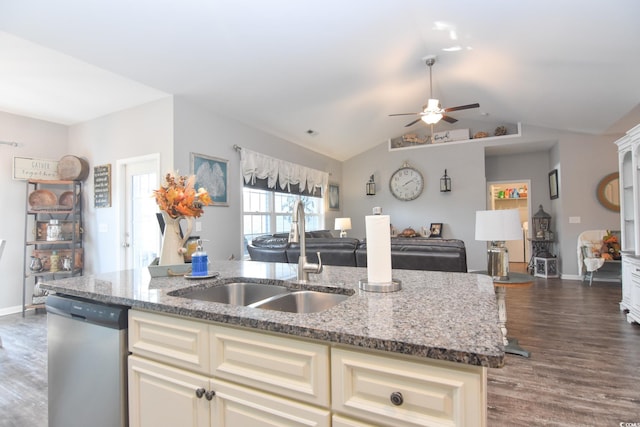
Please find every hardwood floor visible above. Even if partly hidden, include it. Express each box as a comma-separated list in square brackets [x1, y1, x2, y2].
[0, 309, 47, 427]
[488, 265, 640, 425]
[0, 270, 639, 426]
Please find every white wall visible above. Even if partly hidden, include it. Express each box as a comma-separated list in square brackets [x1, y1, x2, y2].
[0, 112, 68, 314]
[554, 131, 620, 276]
[68, 97, 174, 274]
[172, 96, 343, 260]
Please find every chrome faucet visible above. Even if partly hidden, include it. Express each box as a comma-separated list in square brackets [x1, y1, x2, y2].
[289, 200, 323, 282]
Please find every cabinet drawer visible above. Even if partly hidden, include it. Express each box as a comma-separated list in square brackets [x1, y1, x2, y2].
[331, 348, 486, 427]
[129, 310, 209, 374]
[211, 325, 329, 406]
[212, 379, 330, 427]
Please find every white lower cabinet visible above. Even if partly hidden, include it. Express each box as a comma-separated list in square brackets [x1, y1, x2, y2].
[622, 256, 640, 324]
[129, 355, 210, 427]
[128, 309, 487, 427]
[128, 355, 329, 427]
[621, 257, 633, 312]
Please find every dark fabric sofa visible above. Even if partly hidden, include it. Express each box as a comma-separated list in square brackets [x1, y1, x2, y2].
[247, 232, 467, 273]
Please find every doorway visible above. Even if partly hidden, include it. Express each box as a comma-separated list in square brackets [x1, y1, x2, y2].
[487, 180, 531, 263]
[117, 154, 160, 270]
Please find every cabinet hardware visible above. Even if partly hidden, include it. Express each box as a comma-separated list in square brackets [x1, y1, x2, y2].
[390, 391, 404, 406]
[205, 390, 216, 401]
[195, 388, 205, 398]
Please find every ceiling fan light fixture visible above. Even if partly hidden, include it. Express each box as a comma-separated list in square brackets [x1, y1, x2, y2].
[421, 112, 442, 124]
[421, 98, 443, 124]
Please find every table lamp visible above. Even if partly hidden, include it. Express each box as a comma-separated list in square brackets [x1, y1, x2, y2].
[475, 209, 522, 280]
[335, 217, 352, 238]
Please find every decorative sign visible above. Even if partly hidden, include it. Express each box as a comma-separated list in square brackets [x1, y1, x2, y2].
[94, 164, 112, 208]
[12, 157, 60, 180]
[433, 129, 470, 143]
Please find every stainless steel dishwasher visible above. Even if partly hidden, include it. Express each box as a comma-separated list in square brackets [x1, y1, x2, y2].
[46, 294, 129, 427]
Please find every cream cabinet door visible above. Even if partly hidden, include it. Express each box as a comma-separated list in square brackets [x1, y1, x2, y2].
[211, 379, 330, 427]
[129, 355, 210, 427]
[332, 414, 373, 427]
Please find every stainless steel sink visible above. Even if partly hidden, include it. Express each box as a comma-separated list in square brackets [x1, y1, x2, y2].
[250, 290, 350, 313]
[172, 282, 290, 305]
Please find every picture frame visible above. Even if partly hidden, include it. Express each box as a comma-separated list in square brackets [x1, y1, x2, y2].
[327, 183, 340, 211]
[190, 153, 229, 206]
[549, 169, 559, 200]
[430, 223, 443, 238]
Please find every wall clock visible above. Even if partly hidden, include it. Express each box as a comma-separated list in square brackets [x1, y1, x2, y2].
[389, 162, 424, 201]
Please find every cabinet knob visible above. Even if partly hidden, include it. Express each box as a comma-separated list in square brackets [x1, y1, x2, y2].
[390, 391, 404, 406]
[195, 388, 205, 398]
[205, 390, 216, 401]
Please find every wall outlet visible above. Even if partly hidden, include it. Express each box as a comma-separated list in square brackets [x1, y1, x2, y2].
[195, 221, 202, 232]
[569, 216, 581, 224]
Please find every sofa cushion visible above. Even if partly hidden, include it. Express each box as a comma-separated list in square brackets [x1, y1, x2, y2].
[355, 238, 467, 273]
[286, 238, 359, 267]
[250, 234, 289, 248]
[247, 234, 468, 273]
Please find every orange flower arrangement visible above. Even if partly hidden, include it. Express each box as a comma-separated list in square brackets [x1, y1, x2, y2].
[154, 172, 212, 218]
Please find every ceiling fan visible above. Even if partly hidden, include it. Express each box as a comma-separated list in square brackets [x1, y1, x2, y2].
[389, 56, 480, 128]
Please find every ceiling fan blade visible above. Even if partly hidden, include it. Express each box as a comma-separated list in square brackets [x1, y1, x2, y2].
[443, 103, 480, 113]
[404, 118, 422, 127]
[441, 115, 458, 124]
[389, 113, 419, 116]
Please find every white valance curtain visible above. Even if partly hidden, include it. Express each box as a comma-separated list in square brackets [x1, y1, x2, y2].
[240, 148, 329, 194]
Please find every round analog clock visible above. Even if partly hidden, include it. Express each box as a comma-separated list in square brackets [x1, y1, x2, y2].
[389, 163, 424, 201]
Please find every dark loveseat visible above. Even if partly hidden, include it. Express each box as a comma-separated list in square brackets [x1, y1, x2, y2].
[247, 232, 467, 273]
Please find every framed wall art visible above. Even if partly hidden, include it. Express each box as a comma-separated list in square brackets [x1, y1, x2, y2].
[191, 153, 228, 206]
[549, 169, 559, 200]
[328, 183, 340, 211]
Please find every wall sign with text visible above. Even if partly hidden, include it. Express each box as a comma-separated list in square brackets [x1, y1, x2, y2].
[94, 164, 112, 208]
[12, 157, 60, 180]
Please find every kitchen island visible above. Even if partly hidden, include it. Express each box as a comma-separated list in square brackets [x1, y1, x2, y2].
[41, 260, 504, 427]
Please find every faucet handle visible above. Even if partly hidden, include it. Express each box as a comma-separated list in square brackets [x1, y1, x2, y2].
[315, 251, 323, 273]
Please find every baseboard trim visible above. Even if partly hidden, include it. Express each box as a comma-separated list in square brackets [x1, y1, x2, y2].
[0, 305, 24, 317]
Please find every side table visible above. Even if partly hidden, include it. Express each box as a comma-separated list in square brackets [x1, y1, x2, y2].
[479, 271, 534, 357]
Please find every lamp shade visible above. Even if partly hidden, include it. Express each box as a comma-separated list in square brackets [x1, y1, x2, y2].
[334, 217, 352, 231]
[475, 209, 522, 241]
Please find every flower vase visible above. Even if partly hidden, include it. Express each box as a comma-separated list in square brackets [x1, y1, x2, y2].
[159, 212, 193, 266]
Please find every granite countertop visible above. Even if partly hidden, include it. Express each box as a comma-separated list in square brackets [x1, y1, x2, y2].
[40, 260, 505, 368]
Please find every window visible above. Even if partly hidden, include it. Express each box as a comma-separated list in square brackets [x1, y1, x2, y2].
[242, 187, 324, 258]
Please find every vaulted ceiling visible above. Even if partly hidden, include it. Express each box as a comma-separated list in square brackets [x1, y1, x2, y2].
[1, 0, 639, 160]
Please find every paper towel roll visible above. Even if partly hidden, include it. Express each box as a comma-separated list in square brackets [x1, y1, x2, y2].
[366, 215, 392, 284]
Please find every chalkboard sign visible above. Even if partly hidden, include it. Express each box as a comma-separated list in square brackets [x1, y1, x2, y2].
[94, 164, 112, 208]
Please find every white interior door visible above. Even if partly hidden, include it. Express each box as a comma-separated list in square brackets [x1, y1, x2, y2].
[119, 155, 160, 270]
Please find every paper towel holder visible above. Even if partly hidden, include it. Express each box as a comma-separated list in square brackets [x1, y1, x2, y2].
[358, 279, 402, 292]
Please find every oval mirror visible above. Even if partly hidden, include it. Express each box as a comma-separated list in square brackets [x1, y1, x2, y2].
[596, 172, 620, 212]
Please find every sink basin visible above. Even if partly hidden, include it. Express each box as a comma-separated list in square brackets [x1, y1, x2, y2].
[250, 291, 350, 313]
[173, 282, 290, 306]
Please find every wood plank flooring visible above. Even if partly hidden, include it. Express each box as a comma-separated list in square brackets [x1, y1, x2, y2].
[488, 265, 640, 425]
[0, 309, 47, 427]
[0, 269, 639, 426]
